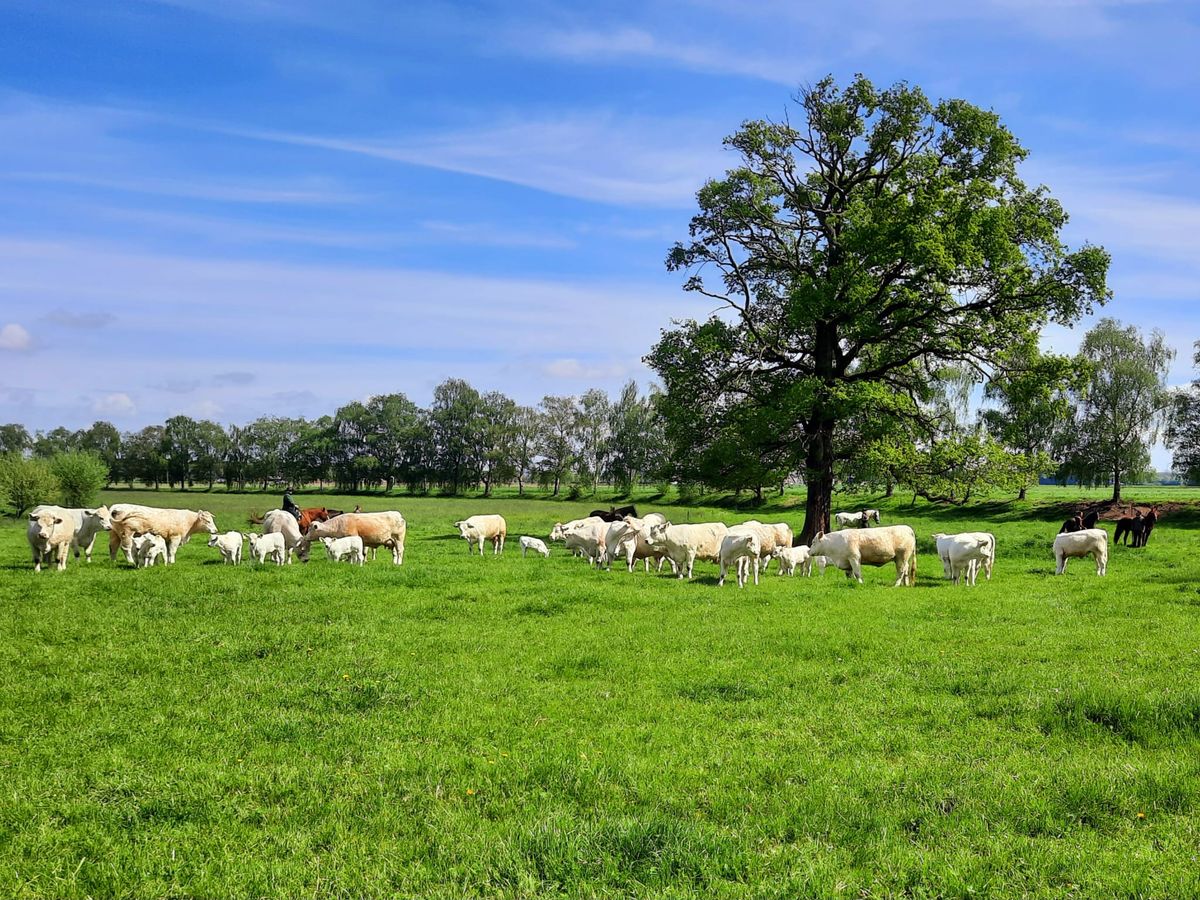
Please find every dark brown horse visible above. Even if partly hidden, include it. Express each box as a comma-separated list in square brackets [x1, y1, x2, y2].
[1130, 506, 1159, 548]
[1114, 509, 1144, 545]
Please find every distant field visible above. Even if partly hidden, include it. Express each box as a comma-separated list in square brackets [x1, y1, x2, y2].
[3, 487, 1200, 898]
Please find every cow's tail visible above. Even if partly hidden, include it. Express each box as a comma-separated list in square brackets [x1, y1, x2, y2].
[910, 549, 917, 586]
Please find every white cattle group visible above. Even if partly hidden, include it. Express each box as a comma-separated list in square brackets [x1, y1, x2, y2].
[24, 497, 1116, 587]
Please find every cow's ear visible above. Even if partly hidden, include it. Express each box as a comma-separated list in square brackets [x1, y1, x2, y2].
[54, 517, 64, 524]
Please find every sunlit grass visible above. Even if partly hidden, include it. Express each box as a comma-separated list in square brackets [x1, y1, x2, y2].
[2, 487, 1199, 897]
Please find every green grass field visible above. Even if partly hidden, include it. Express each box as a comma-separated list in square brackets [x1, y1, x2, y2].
[3, 487, 1200, 898]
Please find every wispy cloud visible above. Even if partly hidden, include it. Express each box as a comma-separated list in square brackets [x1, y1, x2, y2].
[3, 171, 357, 206]
[520, 26, 810, 86]
[42, 309, 117, 329]
[193, 113, 728, 207]
[92, 392, 136, 416]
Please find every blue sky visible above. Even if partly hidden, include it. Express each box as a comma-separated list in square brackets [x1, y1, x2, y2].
[0, 0, 1197, 466]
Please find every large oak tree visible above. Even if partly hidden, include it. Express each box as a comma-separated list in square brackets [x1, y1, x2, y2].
[647, 75, 1108, 541]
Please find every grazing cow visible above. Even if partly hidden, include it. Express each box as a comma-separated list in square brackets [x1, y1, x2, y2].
[550, 520, 608, 566]
[304, 512, 407, 565]
[1131, 506, 1159, 548]
[1053, 528, 1107, 576]
[321, 535, 365, 565]
[132, 532, 168, 568]
[27, 511, 73, 572]
[644, 521, 729, 580]
[207, 531, 243, 565]
[931, 532, 996, 586]
[109, 505, 218, 565]
[263, 508, 309, 563]
[718, 531, 761, 587]
[519, 536, 550, 558]
[453, 514, 507, 555]
[810, 525, 917, 586]
[248, 532, 287, 565]
[30, 505, 112, 564]
[834, 511, 877, 529]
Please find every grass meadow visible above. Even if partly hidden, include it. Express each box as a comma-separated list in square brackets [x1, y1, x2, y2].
[3, 486, 1200, 898]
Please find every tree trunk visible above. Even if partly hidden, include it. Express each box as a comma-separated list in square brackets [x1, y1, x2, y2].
[518, 476, 524, 495]
[1018, 485, 1027, 501]
[885, 475, 895, 498]
[1112, 466, 1122, 502]
[799, 414, 835, 544]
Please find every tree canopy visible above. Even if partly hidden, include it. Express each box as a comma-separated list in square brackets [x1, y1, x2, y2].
[648, 74, 1108, 540]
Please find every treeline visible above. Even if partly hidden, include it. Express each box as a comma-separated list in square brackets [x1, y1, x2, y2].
[0, 379, 668, 496]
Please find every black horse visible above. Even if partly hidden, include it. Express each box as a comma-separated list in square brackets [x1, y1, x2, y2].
[1059, 514, 1084, 534]
[1114, 510, 1143, 546]
[1130, 506, 1159, 548]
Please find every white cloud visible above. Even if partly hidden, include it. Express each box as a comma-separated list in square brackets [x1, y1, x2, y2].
[191, 399, 222, 418]
[0, 323, 33, 351]
[92, 392, 136, 416]
[522, 26, 809, 86]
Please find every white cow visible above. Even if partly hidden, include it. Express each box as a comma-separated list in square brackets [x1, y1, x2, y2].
[30, 505, 112, 564]
[834, 510, 878, 529]
[1054, 528, 1107, 576]
[263, 508, 309, 562]
[550, 519, 608, 566]
[519, 536, 550, 558]
[322, 535, 365, 565]
[26, 511, 73, 572]
[454, 514, 507, 555]
[932, 532, 996, 585]
[132, 532, 167, 568]
[729, 520, 790, 573]
[109, 504, 218, 565]
[718, 531, 761, 588]
[606, 516, 673, 573]
[810, 525, 917, 586]
[248, 531, 287, 565]
[207, 531, 243, 565]
[645, 521, 729, 580]
[304, 512, 407, 565]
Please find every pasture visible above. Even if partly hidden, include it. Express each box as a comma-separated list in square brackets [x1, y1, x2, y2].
[3, 488, 1200, 898]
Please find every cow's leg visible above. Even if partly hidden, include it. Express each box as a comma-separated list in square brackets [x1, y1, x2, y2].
[851, 559, 863, 583]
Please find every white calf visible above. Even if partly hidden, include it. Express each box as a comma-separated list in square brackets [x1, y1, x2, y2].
[718, 531, 761, 588]
[322, 535, 364, 565]
[207, 531, 243, 565]
[248, 531, 287, 565]
[771, 544, 814, 576]
[519, 535, 550, 558]
[132, 532, 167, 568]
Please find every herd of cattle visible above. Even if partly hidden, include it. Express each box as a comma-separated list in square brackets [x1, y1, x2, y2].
[22, 498, 1154, 584]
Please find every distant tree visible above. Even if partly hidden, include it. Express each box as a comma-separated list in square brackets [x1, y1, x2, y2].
[123, 426, 167, 489]
[223, 424, 250, 491]
[574, 389, 612, 493]
[1058, 318, 1174, 501]
[980, 343, 1078, 499]
[243, 416, 304, 491]
[286, 417, 336, 488]
[430, 379, 482, 493]
[648, 74, 1108, 542]
[50, 450, 109, 508]
[1166, 340, 1200, 485]
[76, 421, 121, 484]
[509, 406, 542, 496]
[192, 420, 229, 489]
[538, 395, 577, 496]
[608, 381, 663, 492]
[477, 391, 517, 496]
[0, 453, 59, 516]
[32, 427, 78, 459]
[365, 393, 423, 492]
[162, 415, 200, 489]
[0, 423, 32, 456]
[890, 433, 1025, 505]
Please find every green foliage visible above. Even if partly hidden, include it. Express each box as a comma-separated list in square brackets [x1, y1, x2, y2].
[1167, 341, 1200, 485]
[891, 433, 1026, 504]
[0, 452, 59, 515]
[50, 450, 109, 508]
[1059, 318, 1174, 499]
[0, 423, 31, 456]
[649, 74, 1108, 539]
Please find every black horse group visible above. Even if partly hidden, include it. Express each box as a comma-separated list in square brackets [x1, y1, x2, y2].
[590, 505, 638, 523]
[1059, 505, 1159, 548]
